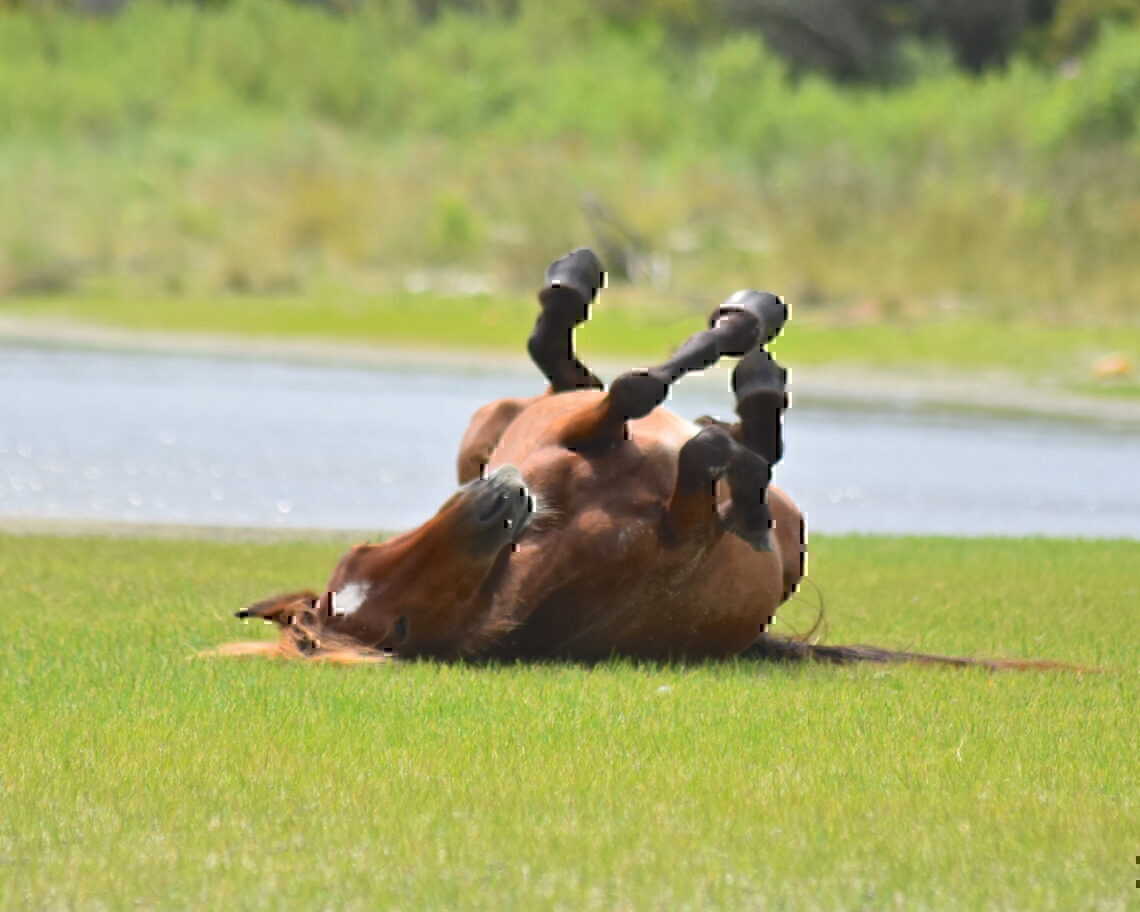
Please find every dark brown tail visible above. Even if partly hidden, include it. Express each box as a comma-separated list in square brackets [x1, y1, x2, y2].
[744, 634, 1094, 672]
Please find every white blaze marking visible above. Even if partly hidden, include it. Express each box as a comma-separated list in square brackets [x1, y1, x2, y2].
[331, 581, 370, 617]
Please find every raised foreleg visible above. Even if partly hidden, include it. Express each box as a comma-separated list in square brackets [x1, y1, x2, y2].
[528, 248, 606, 393]
[720, 295, 789, 551]
[663, 418, 776, 552]
[663, 424, 735, 546]
[656, 292, 788, 551]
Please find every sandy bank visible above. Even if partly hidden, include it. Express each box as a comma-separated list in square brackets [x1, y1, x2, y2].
[3, 314, 1138, 427]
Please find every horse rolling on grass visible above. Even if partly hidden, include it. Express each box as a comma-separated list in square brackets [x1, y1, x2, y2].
[212, 249, 1078, 671]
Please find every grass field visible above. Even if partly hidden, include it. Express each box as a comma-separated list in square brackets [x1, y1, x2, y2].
[1, 531, 1136, 910]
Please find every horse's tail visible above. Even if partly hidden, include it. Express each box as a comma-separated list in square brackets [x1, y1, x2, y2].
[744, 634, 1092, 672]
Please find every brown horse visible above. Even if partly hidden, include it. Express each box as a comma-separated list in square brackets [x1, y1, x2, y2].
[217, 249, 1074, 670]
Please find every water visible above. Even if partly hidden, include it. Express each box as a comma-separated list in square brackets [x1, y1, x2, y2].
[2, 344, 1138, 538]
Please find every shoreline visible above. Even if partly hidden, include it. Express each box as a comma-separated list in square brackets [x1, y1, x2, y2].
[0, 517, 374, 543]
[3, 314, 1139, 427]
[3, 517, 1135, 543]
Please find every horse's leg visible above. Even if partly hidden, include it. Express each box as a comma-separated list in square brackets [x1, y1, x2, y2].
[528, 248, 606, 393]
[651, 291, 787, 551]
[456, 396, 540, 484]
[458, 248, 606, 482]
[663, 416, 776, 551]
[559, 290, 786, 451]
[720, 433, 776, 550]
[663, 425, 734, 544]
[714, 293, 788, 550]
[731, 346, 787, 467]
[718, 295, 788, 551]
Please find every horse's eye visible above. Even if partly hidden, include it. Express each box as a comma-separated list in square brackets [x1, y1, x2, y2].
[393, 616, 409, 642]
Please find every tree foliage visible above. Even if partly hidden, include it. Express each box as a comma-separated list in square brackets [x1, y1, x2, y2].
[6, 0, 1137, 82]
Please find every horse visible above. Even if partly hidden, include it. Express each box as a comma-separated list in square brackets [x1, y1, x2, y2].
[215, 249, 1076, 670]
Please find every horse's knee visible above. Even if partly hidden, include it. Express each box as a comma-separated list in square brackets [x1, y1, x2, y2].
[733, 348, 786, 400]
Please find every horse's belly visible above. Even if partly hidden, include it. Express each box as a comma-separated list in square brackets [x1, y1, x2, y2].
[499, 534, 782, 661]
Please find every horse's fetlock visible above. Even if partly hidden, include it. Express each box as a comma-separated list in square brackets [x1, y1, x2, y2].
[609, 370, 670, 419]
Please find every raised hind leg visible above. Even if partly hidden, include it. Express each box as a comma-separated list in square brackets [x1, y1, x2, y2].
[719, 297, 789, 550]
[528, 248, 606, 393]
[560, 290, 786, 452]
[731, 344, 787, 468]
[651, 292, 787, 551]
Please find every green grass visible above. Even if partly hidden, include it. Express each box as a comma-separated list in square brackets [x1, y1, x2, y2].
[1, 532, 1136, 910]
[0, 5, 1137, 320]
[9, 291, 1140, 393]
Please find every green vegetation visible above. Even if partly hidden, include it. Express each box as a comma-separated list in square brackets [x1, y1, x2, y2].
[1, 531, 1135, 909]
[0, 2, 1138, 326]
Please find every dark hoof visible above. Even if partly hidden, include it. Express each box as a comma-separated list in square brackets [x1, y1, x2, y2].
[722, 502, 774, 552]
[712, 290, 786, 346]
[539, 248, 606, 322]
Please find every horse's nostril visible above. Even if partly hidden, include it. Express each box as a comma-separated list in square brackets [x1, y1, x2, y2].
[393, 616, 409, 642]
[477, 490, 520, 524]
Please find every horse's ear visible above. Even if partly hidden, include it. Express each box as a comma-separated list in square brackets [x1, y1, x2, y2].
[235, 590, 319, 628]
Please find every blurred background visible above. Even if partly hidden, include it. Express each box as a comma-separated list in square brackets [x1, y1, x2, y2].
[2, 0, 1139, 537]
[1, 0, 1137, 323]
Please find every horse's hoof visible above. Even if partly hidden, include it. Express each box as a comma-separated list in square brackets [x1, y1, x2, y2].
[722, 503, 774, 552]
[539, 248, 605, 322]
[712, 290, 786, 346]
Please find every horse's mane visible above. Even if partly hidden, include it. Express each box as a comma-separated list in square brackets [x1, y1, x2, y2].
[202, 619, 396, 665]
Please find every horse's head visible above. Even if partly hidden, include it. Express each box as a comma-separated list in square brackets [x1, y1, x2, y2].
[238, 465, 533, 658]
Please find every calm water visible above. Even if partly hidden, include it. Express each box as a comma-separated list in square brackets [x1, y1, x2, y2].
[2, 344, 1138, 539]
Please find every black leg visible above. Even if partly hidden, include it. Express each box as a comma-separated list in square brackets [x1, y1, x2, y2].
[663, 424, 735, 545]
[720, 442, 774, 551]
[559, 289, 786, 454]
[663, 290, 788, 551]
[662, 422, 775, 552]
[528, 248, 606, 392]
[720, 291, 787, 549]
[732, 347, 786, 467]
